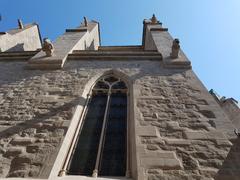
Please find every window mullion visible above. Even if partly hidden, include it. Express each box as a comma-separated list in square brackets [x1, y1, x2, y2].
[92, 89, 111, 178]
[126, 92, 131, 178]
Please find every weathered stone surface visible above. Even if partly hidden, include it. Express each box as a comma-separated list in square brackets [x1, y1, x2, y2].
[10, 137, 35, 145]
[26, 145, 41, 153]
[137, 126, 159, 137]
[141, 157, 183, 170]
[0, 146, 6, 154]
[146, 144, 159, 151]
[4, 147, 25, 157]
[165, 138, 191, 146]
[183, 130, 227, 140]
[141, 151, 183, 170]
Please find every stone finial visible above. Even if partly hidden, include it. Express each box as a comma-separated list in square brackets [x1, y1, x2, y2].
[170, 38, 180, 59]
[42, 38, 54, 57]
[18, 19, 24, 29]
[150, 14, 158, 24]
[84, 17, 88, 27]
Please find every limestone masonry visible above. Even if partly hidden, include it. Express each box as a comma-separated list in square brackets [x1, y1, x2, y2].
[0, 16, 239, 180]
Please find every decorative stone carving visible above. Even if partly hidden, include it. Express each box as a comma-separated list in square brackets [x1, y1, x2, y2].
[42, 38, 54, 57]
[84, 16, 88, 27]
[18, 19, 24, 29]
[150, 14, 158, 24]
[170, 38, 180, 58]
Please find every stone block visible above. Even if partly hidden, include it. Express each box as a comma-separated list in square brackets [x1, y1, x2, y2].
[4, 147, 24, 157]
[137, 126, 159, 137]
[151, 138, 165, 145]
[166, 121, 183, 130]
[214, 139, 233, 147]
[141, 153, 182, 170]
[26, 145, 41, 153]
[184, 130, 227, 140]
[165, 138, 191, 146]
[11, 137, 35, 145]
[147, 144, 159, 151]
[137, 145, 147, 156]
[199, 168, 218, 178]
[142, 151, 177, 159]
[12, 154, 32, 164]
[206, 131, 227, 140]
[183, 131, 208, 140]
[8, 170, 29, 177]
[35, 133, 48, 138]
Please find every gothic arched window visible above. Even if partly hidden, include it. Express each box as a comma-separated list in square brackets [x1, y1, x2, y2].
[67, 75, 128, 177]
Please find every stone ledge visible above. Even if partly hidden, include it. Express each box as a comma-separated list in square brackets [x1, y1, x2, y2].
[27, 62, 62, 70]
[66, 28, 88, 32]
[150, 27, 168, 31]
[163, 58, 192, 69]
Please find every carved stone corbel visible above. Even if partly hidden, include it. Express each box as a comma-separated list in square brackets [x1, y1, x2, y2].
[170, 38, 180, 58]
[42, 38, 54, 57]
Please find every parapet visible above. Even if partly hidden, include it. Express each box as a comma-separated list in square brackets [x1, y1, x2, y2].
[210, 89, 240, 129]
[0, 20, 42, 52]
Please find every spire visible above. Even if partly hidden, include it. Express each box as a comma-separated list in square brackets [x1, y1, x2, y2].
[18, 19, 24, 29]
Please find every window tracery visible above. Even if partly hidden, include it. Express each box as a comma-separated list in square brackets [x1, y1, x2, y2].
[67, 75, 128, 177]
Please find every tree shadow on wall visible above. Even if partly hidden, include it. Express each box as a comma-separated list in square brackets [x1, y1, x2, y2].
[214, 137, 240, 180]
[0, 96, 86, 139]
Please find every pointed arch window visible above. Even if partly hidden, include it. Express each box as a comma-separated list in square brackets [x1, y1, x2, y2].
[67, 75, 128, 177]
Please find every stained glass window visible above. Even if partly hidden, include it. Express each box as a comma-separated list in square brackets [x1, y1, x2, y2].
[67, 75, 128, 177]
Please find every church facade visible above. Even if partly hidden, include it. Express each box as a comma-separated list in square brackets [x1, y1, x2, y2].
[0, 15, 239, 180]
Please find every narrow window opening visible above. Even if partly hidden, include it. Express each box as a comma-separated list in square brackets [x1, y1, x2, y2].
[67, 75, 128, 177]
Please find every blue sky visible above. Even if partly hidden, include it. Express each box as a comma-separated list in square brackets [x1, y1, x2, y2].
[1, 0, 239, 101]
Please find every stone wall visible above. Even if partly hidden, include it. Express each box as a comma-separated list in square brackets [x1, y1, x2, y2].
[0, 59, 238, 180]
[0, 61, 89, 178]
[134, 70, 236, 180]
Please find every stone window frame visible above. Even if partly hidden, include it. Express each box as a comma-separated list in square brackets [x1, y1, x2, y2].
[48, 70, 136, 180]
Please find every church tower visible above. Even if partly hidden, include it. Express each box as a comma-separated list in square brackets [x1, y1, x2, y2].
[0, 15, 239, 180]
